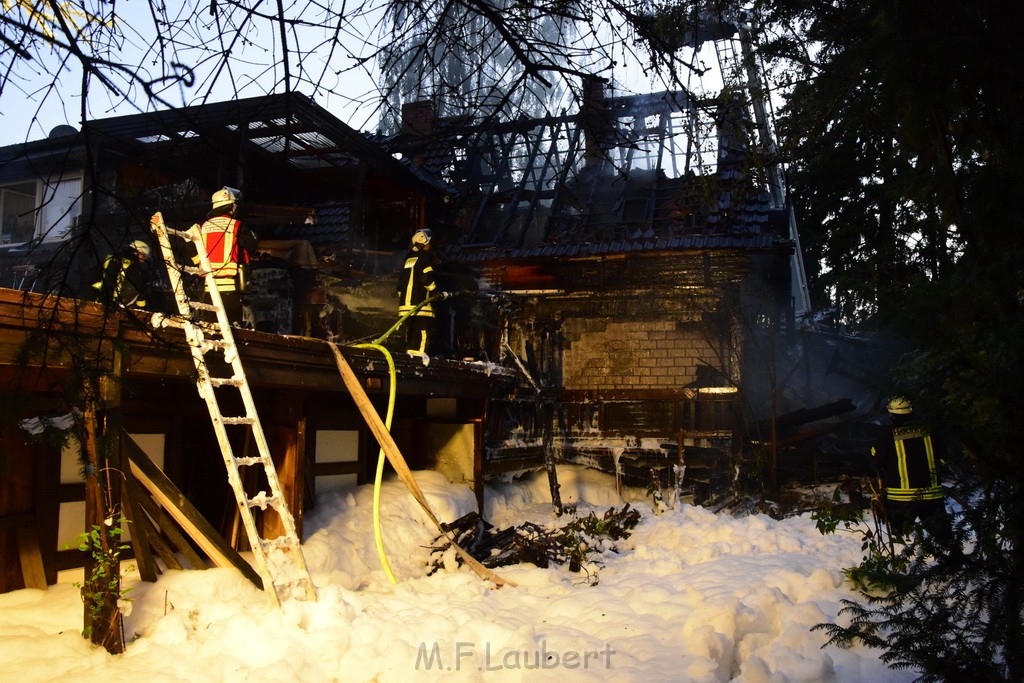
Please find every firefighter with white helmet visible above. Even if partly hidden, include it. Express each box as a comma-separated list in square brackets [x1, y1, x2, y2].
[195, 186, 257, 325]
[92, 238, 154, 309]
[870, 396, 952, 542]
[128, 240, 151, 258]
[212, 187, 237, 209]
[411, 229, 431, 248]
[397, 228, 449, 355]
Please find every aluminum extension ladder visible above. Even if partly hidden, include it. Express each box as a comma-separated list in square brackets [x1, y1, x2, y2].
[149, 211, 316, 606]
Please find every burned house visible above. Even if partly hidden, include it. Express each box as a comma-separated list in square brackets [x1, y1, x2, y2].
[0, 68, 811, 594]
[384, 81, 807, 498]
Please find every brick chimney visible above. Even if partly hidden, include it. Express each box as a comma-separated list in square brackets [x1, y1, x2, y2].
[401, 100, 436, 137]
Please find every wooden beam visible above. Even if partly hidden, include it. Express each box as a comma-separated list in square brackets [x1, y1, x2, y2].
[123, 434, 263, 589]
[130, 499, 182, 572]
[58, 483, 86, 503]
[15, 527, 47, 590]
[126, 474, 206, 571]
[36, 444, 60, 586]
[328, 342, 515, 587]
[120, 478, 159, 582]
[473, 418, 484, 512]
[0, 514, 34, 530]
[314, 461, 361, 476]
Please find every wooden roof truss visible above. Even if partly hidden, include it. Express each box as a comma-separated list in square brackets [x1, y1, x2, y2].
[456, 90, 721, 248]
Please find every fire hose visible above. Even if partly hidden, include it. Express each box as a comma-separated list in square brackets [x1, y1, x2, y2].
[324, 293, 512, 586]
[358, 294, 448, 585]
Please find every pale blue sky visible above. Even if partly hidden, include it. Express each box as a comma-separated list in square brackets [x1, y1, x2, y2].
[0, 1, 384, 146]
[0, 2, 722, 147]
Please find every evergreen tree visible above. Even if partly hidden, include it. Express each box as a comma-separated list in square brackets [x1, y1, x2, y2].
[759, 0, 1024, 678]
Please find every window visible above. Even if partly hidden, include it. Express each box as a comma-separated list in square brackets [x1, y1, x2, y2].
[0, 182, 36, 245]
[38, 175, 82, 242]
[0, 174, 82, 246]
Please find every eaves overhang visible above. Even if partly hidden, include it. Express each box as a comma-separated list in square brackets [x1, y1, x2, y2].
[0, 133, 86, 183]
[82, 92, 446, 196]
[0, 289, 517, 400]
[449, 234, 792, 265]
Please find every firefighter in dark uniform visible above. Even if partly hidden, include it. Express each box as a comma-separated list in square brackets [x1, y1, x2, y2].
[92, 239, 154, 310]
[871, 396, 952, 543]
[397, 229, 449, 355]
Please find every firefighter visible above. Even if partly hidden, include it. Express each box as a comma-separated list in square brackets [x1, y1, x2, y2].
[396, 229, 449, 355]
[871, 396, 952, 543]
[196, 187, 257, 325]
[91, 239, 154, 310]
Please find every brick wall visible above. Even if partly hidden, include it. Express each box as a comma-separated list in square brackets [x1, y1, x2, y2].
[561, 317, 722, 391]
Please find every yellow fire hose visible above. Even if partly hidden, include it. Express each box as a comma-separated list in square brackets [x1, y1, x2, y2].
[288, 298, 435, 584]
[357, 294, 483, 585]
[362, 297, 437, 582]
[353, 340, 399, 584]
[291, 295, 510, 585]
[328, 340, 514, 587]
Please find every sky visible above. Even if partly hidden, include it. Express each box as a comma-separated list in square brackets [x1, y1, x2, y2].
[0, 466, 916, 682]
[0, 2, 719, 148]
[0, 2, 386, 146]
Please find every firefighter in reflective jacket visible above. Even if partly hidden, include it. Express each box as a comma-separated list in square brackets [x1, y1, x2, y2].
[871, 397, 951, 542]
[92, 239, 153, 309]
[195, 187, 257, 324]
[397, 229, 448, 355]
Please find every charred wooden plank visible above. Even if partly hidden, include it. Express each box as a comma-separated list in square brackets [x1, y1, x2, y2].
[15, 527, 47, 590]
[757, 399, 856, 435]
[127, 475, 206, 571]
[120, 478, 160, 582]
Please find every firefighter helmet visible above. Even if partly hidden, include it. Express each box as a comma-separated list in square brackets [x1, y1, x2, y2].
[211, 186, 239, 209]
[128, 240, 151, 258]
[411, 229, 432, 248]
[887, 396, 913, 414]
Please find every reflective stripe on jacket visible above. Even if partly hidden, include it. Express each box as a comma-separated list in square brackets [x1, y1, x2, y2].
[92, 255, 146, 308]
[397, 250, 437, 317]
[871, 424, 943, 502]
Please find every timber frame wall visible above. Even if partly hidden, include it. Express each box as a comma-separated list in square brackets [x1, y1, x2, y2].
[0, 288, 515, 592]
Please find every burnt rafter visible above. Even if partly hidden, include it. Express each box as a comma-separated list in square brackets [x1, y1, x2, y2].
[392, 86, 780, 259]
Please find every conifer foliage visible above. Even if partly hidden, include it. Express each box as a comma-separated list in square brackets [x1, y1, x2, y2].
[762, 0, 1024, 678]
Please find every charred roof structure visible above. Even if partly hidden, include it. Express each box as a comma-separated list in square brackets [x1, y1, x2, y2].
[377, 69, 808, 503]
[394, 86, 783, 259]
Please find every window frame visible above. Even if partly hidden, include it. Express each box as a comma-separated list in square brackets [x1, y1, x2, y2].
[0, 173, 83, 247]
[0, 181, 38, 245]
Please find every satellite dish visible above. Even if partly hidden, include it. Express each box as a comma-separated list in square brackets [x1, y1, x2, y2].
[48, 125, 79, 138]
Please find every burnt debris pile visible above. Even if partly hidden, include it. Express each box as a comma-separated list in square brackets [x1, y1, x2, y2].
[429, 505, 641, 578]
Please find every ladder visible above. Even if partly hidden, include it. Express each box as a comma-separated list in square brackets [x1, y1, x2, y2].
[149, 211, 316, 606]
